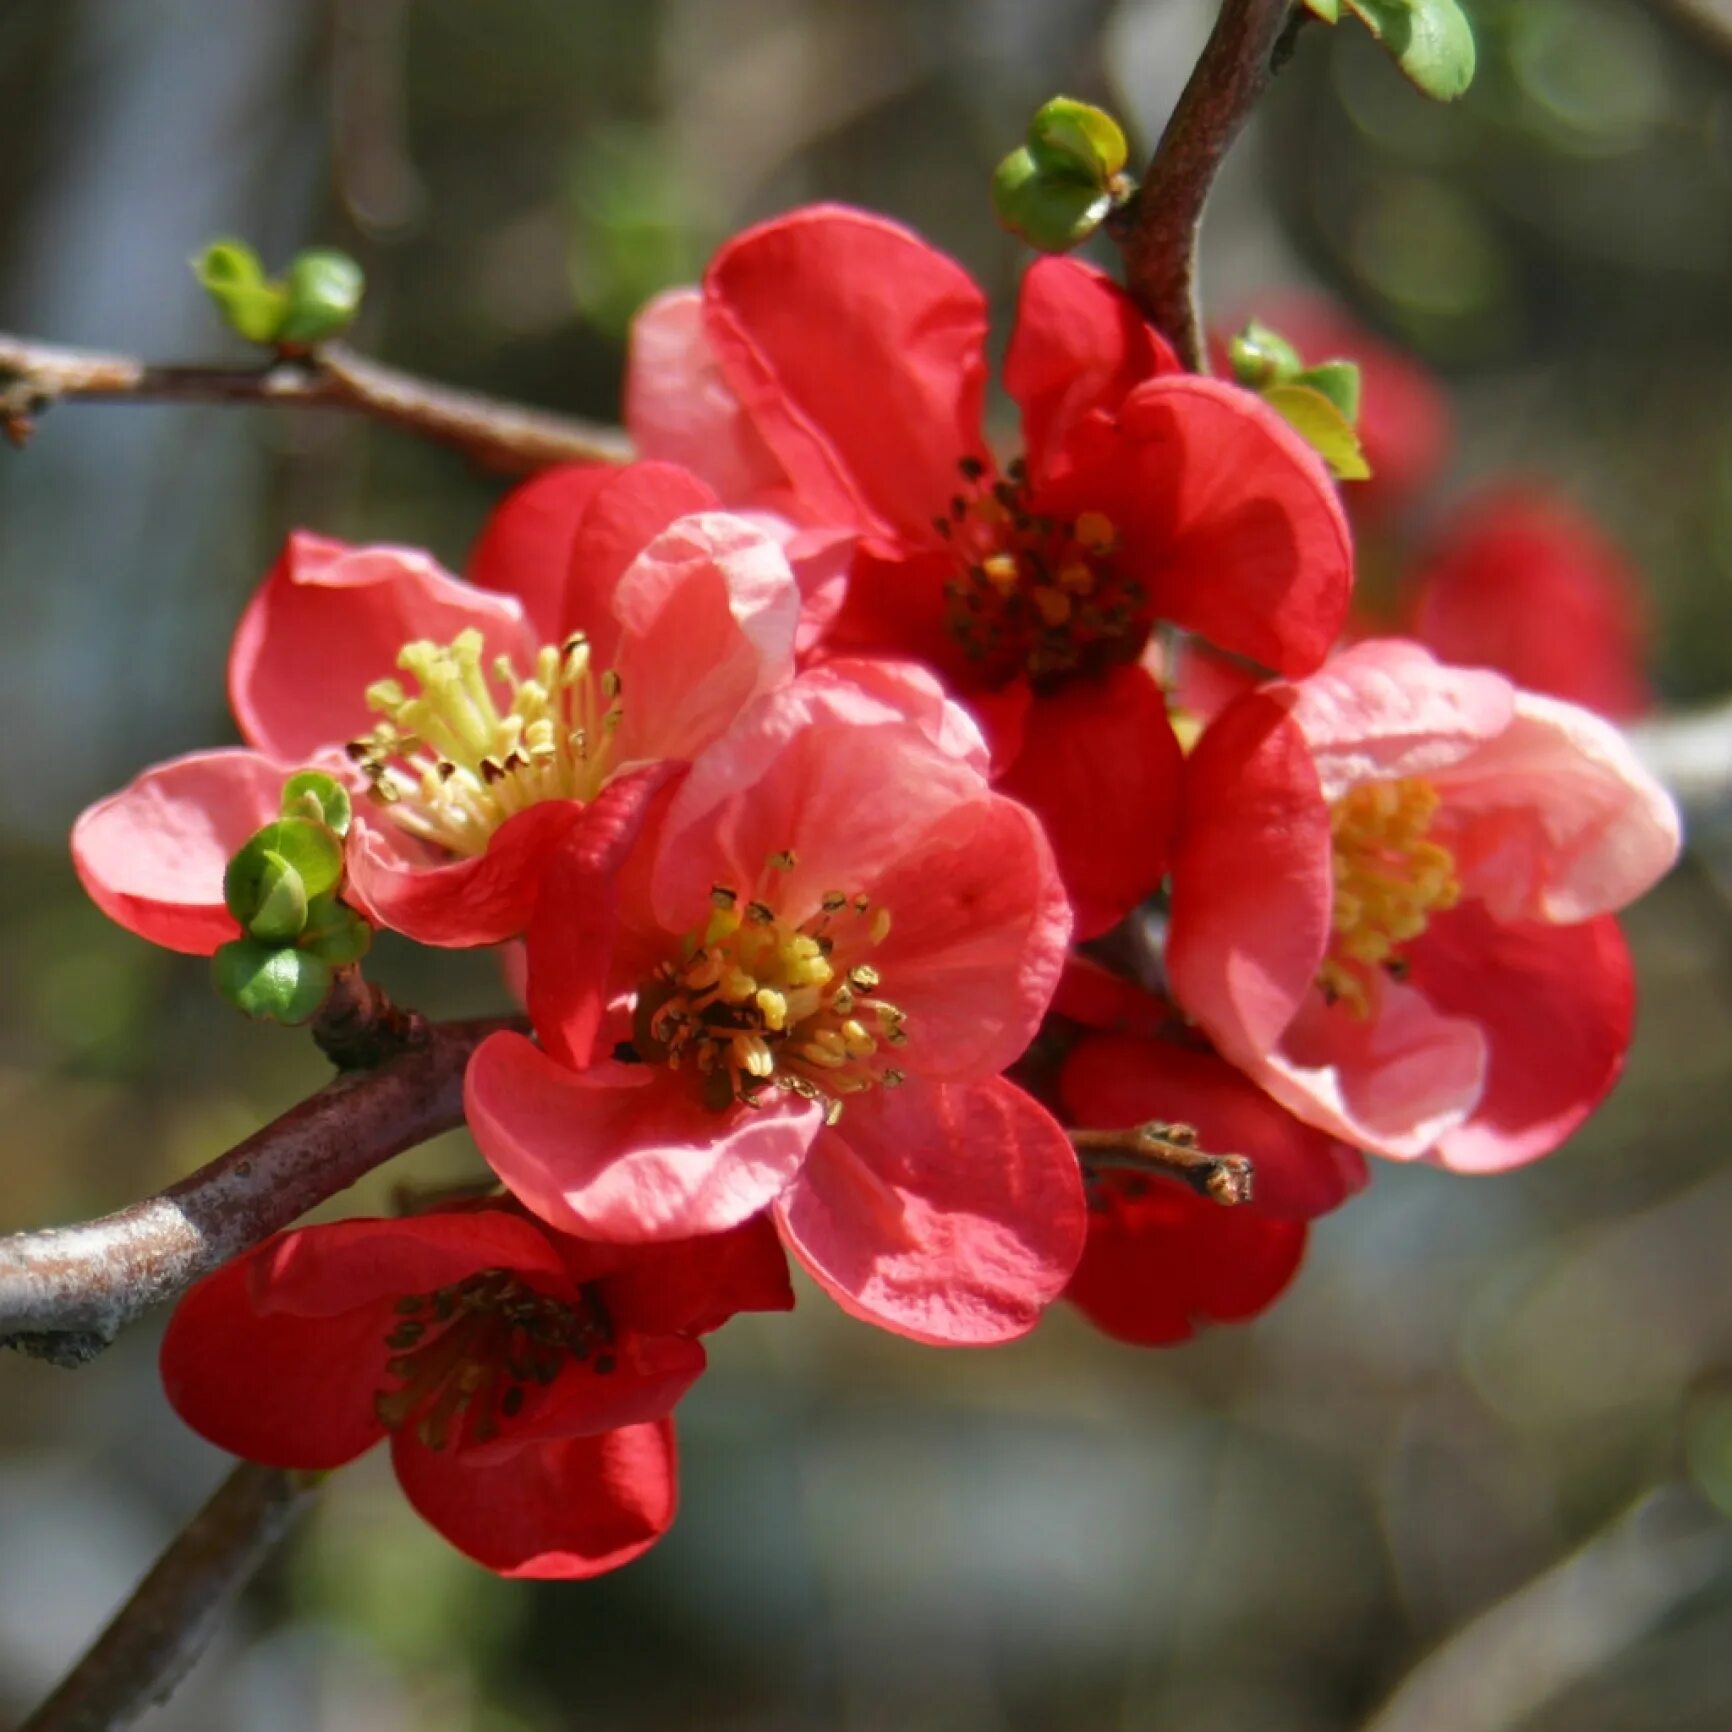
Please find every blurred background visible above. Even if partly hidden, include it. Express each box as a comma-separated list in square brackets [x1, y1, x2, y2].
[5, 1, 1732, 1726]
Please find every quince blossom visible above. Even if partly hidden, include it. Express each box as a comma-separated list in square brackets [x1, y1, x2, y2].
[1167, 639, 1681, 1169]
[160, 1202, 791, 1578]
[626, 204, 1354, 935]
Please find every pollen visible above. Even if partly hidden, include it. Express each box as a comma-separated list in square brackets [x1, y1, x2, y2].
[346, 627, 624, 855]
[373, 1268, 611, 1452]
[1317, 778, 1460, 1018]
[939, 457, 1149, 689]
[633, 851, 906, 1119]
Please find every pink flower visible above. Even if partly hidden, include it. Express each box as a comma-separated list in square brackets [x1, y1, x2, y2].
[627, 204, 1354, 935]
[1409, 485, 1652, 721]
[73, 464, 800, 952]
[465, 668, 1087, 1345]
[1060, 1031, 1366, 1345]
[1167, 639, 1681, 1169]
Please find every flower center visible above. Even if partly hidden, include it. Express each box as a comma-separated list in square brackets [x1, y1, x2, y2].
[633, 853, 907, 1120]
[347, 628, 622, 855]
[373, 1267, 612, 1451]
[1317, 778, 1460, 1018]
[937, 457, 1149, 689]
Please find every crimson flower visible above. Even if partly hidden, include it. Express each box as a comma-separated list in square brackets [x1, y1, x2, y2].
[465, 667, 1087, 1345]
[1060, 1031, 1366, 1346]
[1409, 485, 1652, 722]
[161, 1203, 791, 1578]
[627, 204, 1354, 935]
[1168, 639, 1681, 1169]
[73, 463, 797, 951]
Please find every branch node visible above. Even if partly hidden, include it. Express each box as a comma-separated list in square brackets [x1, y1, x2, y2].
[1072, 1120, 1256, 1206]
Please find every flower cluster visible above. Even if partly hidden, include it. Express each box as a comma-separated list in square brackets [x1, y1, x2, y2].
[73, 204, 1680, 1576]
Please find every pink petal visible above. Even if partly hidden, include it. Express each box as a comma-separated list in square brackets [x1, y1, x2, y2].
[466, 465, 616, 643]
[774, 1076, 1086, 1345]
[230, 531, 536, 763]
[391, 1418, 677, 1580]
[1410, 905, 1635, 1172]
[701, 204, 989, 541]
[1167, 691, 1334, 1055]
[1433, 690, 1681, 924]
[994, 664, 1183, 940]
[71, 748, 289, 955]
[1003, 256, 1178, 480]
[1285, 638, 1517, 798]
[626, 286, 792, 503]
[465, 1033, 822, 1243]
[607, 512, 801, 768]
[798, 657, 992, 775]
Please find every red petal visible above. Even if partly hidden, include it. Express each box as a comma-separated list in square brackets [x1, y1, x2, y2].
[1409, 904, 1635, 1172]
[466, 1035, 822, 1242]
[1051, 955, 1172, 1037]
[994, 665, 1183, 940]
[774, 1076, 1087, 1345]
[702, 204, 989, 541]
[230, 532, 535, 763]
[71, 749, 286, 955]
[1059, 1032, 1367, 1221]
[391, 1419, 677, 1579]
[1167, 690, 1333, 1056]
[159, 1252, 391, 1470]
[466, 465, 615, 642]
[1004, 257, 1178, 479]
[1066, 1183, 1306, 1347]
[596, 1215, 795, 1338]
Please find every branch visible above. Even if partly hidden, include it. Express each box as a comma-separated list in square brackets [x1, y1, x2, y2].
[1113, 0, 1298, 366]
[0, 1013, 524, 1366]
[1072, 1121, 1255, 1205]
[0, 333, 630, 473]
[19, 1462, 316, 1732]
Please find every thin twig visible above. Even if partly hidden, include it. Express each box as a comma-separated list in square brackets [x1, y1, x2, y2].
[1071, 1121, 1255, 1206]
[19, 1461, 317, 1732]
[0, 1014, 525, 1366]
[0, 333, 630, 472]
[1111, 0, 1298, 366]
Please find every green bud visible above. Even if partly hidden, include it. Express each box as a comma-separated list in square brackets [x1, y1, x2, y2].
[192, 240, 290, 345]
[275, 249, 365, 347]
[1344, 0, 1476, 103]
[992, 147, 1114, 255]
[1228, 319, 1304, 389]
[238, 849, 309, 943]
[212, 939, 333, 1026]
[281, 770, 352, 837]
[1027, 96, 1129, 183]
[1293, 360, 1362, 425]
[1303, 0, 1341, 21]
[1262, 382, 1372, 482]
[225, 817, 344, 931]
[299, 892, 374, 968]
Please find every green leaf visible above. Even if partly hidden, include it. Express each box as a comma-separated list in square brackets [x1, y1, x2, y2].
[212, 940, 333, 1026]
[275, 249, 366, 347]
[1227, 319, 1304, 389]
[239, 849, 309, 943]
[992, 147, 1114, 254]
[1344, 0, 1476, 102]
[281, 770, 352, 837]
[225, 817, 344, 928]
[299, 892, 374, 968]
[1304, 0, 1341, 20]
[1263, 382, 1373, 481]
[1292, 359, 1362, 424]
[191, 240, 289, 344]
[1027, 97, 1128, 183]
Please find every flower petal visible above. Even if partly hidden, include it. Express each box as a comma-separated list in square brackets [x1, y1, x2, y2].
[465, 1033, 822, 1242]
[466, 464, 616, 642]
[594, 1215, 795, 1338]
[230, 531, 535, 763]
[994, 664, 1183, 940]
[773, 1076, 1086, 1345]
[391, 1418, 677, 1579]
[71, 748, 287, 955]
[1410, 905, 1635, 1172]
[702, 204, 989, 541]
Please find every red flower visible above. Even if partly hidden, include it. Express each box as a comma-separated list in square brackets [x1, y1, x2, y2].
[73, 464, 800, 953]
[628, 206, 1354, 935]
[1167, 639, 1680, 1169]
[1409, 485, 1652, 721]
[465, 667, 1087, 1345]
[1060, 1032, 1366, 1346]
[160, 1204, 791, 1578]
